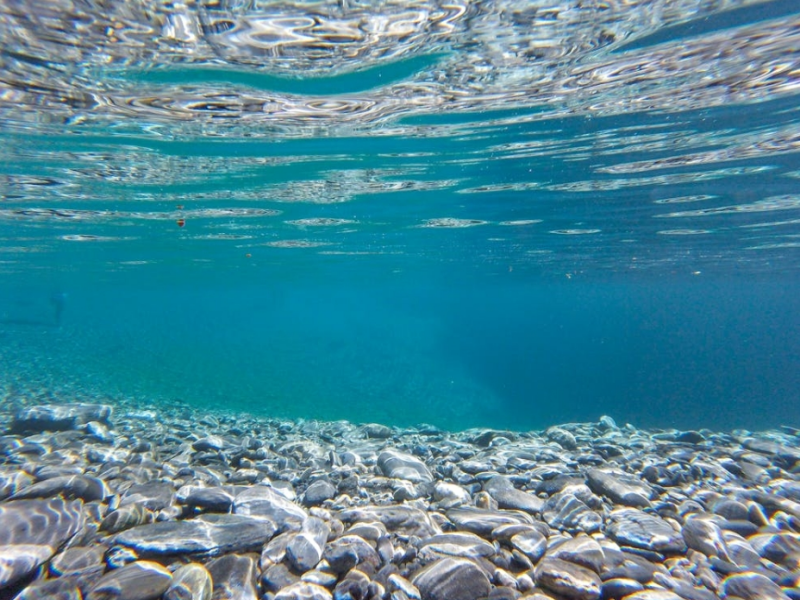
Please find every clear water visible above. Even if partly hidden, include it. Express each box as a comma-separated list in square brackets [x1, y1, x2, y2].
[1, 0, 798, 431]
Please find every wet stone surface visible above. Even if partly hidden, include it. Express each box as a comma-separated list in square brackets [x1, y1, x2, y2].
[0, 401, 799, 600]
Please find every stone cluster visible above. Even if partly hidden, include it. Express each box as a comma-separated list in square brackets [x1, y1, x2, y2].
[0, 401, 799, 600]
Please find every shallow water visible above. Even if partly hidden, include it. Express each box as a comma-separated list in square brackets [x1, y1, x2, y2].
[1, 0, 799, 430]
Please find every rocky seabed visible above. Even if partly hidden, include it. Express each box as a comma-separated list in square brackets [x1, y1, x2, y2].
[0, 401, 799, 600]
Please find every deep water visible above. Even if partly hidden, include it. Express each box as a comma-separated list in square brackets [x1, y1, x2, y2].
[2, 269, 798, 432]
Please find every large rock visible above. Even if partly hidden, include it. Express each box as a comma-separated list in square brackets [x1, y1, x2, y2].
[377, 450, 433, 483]
[0, 498, 84, 589]
[86, 561, 172, 600]
[446, 507, 531, 537]
[114, 514, 276, 557]
[412, 557, 491, 600]
[10, 403, 112, 433]
[234, 486, 307, 531]
[11, 474, 108, 502]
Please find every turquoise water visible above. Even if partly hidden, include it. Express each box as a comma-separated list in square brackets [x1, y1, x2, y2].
[1, 0, 799, 431]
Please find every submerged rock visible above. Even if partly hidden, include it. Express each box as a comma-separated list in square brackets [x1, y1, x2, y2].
[10, 403, 113, 433]
[114, 514, 276, 557]
[0, 498, 84, 589]
[86, 561, 172, 600]
[412, 557, 491, 600]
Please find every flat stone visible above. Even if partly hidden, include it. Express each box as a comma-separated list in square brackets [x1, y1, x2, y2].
[484, 476, 543, 514]
[261, 563, 300, 593]
[120, 482, 175, 512]
[86, 561, 172, 600]
[0, 498, 84, 589]
[534, 557, 601, 600]
[10, 403, 112, 433]
[748, 531, 800, 565]
[446, 507, 531, 537]
[234, 485, 307, 531]
[286, 516, 330, 573]
[600, 578, 645, 599]
[412, 557, 491, 600]
[378, 450, 433, 483]
[274, 582, 333, 600]
[542, 492, 602, 533]
[207, 553, 259, 600]
[164, 563, 213, 600]
[13, 576, 83, 600]
[547, 535, 605, 574]
[0, 471, 33, 500]
[607, 508, 686, 554]
[585, 469, 652, 508]
[420, 532, 496, 559]
[434, 482, 471, 508]
[114, 514, 276, 557]
[10, 474, 108, 502]
[340, 504, 440, 537]
[682, 516, 730, 560]
[184, 487, 235, 512]
[192, 435, 226, 452]
[100, 503, 152, 534]
[547, 427, 578, 450]
[510, 529, 547, 563]
[50, 545, 106, 577]
[720, 572, 791, 600]
[362, 423, 394, 439]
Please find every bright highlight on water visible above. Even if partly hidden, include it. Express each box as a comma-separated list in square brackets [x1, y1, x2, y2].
[0, 2, 799, 600]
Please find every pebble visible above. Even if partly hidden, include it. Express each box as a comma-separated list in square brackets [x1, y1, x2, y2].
[2, 401, 800, 600]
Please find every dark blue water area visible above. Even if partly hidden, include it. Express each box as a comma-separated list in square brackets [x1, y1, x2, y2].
[2, 268, 798, 433]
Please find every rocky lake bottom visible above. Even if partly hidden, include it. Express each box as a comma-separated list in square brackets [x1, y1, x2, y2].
[0, 397, 799, 600]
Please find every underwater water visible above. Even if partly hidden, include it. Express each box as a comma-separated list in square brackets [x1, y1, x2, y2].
[1, 0, 799, 432]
